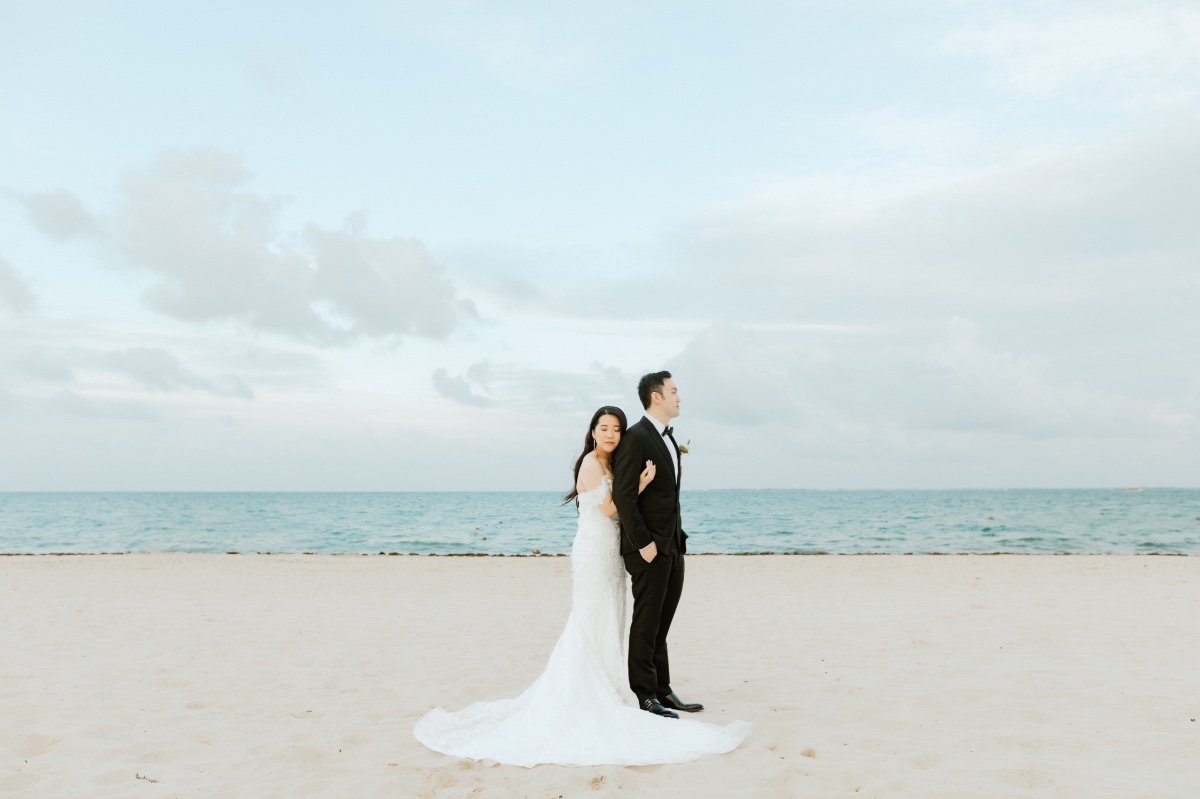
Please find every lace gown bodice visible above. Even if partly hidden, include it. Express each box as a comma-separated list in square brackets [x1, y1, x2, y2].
[414, 475, 750, 767]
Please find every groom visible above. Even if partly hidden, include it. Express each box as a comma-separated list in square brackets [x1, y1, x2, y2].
[612, 371, 704, 719]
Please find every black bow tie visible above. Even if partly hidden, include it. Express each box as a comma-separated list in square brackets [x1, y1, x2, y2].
[662, 426, 674, 437]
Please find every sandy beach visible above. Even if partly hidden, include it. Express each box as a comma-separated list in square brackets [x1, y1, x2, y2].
[1, 554, 1196, 798]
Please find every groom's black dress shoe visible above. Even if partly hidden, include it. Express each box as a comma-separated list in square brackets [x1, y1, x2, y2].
[659, 692, 704, 713]
[640, 698, 679, 719]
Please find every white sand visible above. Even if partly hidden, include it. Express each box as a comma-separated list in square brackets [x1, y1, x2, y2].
[1, 554, 1197, 798]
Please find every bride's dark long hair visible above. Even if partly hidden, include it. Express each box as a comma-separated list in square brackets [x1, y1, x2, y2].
[563, 405, 629, 507]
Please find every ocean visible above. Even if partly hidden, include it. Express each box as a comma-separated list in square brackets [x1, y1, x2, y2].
[1, 489, 1198, 555]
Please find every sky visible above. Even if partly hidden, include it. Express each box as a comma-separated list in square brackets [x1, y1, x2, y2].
[1, 0, 1198, 490]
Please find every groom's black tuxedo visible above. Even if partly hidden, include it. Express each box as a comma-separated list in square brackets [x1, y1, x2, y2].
[613, 417, 687, 570]
[613, 415, 688, 703]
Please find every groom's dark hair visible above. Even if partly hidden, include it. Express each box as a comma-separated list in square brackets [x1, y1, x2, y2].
[637, 371, 672, 409]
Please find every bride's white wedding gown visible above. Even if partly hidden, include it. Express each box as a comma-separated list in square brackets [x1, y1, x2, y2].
[413, 475, 751, 767]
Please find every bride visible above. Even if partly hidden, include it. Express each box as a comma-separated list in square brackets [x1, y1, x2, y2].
[414, 406, 750, 767]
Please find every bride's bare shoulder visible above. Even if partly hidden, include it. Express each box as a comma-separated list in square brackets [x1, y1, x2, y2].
[577, 452, 604, 493]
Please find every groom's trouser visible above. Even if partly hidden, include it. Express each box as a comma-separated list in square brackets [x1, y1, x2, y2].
[628, 542, 685, 702]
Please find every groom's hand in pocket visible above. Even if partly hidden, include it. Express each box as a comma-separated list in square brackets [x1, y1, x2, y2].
[640, 540, 658, 563]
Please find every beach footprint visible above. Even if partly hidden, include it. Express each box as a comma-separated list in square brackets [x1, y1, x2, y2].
[0, 772, 41, 793]
[18, 734, 63, 757]
[908, 753, 943, 770]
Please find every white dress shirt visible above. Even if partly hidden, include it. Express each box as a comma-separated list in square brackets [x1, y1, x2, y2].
[643, 414, 679, 483]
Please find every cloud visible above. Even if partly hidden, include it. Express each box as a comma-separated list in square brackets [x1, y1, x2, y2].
[465, 359, 492, 389]
[483, 271, 544, 309]
[0, 254, 36, 313]
[224, 345, 327, 390]
[242, 52, 293, 93]
[105, 148, 468, 346]
[305, 217, 460, 339]
[231, 345, 323, 373]
[940, 2, 1200, 108]
[504, 361, 630, 413]
[661, 318, 1178, 465]
[593, 316, 1199, 483]
[9, 188, 99, 242]
[682, 118, 1200, 319]
[7, 341, 256, 400]
[430, 359, 631, 413]
[117, 148, 326, 341]
[886, 317, 1156, 438]
[15, 347, 74, 382]
[51, 389, 159, 421]
[101, 347, 254, 399]
[666, 323, 799, 426]
[432, 367, 490, 406]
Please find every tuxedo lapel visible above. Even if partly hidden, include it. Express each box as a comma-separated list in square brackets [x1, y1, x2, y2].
[667, 432, 682, 487]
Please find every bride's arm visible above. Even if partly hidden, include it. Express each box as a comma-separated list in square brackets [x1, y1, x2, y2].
[602, 463, 651, 515]
[577, 456, 604, 496]
[580, 458, 619, 517]
[598, 483, 618, 517]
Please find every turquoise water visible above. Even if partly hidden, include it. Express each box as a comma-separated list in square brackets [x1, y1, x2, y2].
[1, 489, 1198, 555]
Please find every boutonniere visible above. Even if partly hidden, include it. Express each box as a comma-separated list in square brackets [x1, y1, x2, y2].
[677, 439, 691, 455]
